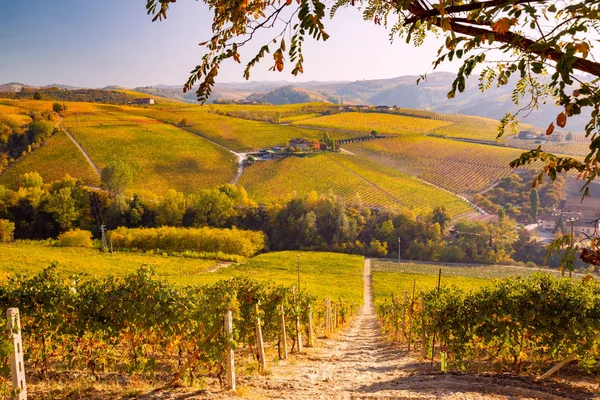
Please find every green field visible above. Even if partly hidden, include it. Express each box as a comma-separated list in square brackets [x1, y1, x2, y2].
[292, 112, 453, 135]
[345, 136, 533, 195]
[130, 106, 347, 151]
[0, 130, 101, 187]
[0, 242, 364, 304]
[371, 259, 563, 306]
[62, 111, 237, 195]
[238, 153, 474, 217]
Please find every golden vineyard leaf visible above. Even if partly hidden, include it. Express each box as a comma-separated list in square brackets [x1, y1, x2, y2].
[556, 112, 567, 128]
[492, 18, 512, 34]
[546, 122, 555, 135]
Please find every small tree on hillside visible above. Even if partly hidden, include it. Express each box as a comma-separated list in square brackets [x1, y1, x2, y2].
[530, 188, 540, 221]
[52, 103, 64, 113]
[566, 131, 573, 141]
[0, 219, 15, 243]
[101, 160, 133, 195]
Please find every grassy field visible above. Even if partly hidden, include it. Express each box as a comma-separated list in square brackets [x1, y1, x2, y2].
[345, 136, 533, 195]
[238, 153, 473, 218]
[0, 242, 364, 304]
[131, 106, 348, 151]
[62, 111, 237, 195]
[292, 112, 453, 135]
[0, 130, 101, 187]
[370, 259, 560, 306]
[0, 241, 217, 279]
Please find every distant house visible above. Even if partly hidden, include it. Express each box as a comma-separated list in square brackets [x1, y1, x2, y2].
[548, 132, 564, 142]
[288, 138, 314, 151]
[539, 214, 559, 231]
[129, 98, 155, 105]
[374, 105, 393, 111]
[518, 130, 537, 140]
[574, 218, 600, 237]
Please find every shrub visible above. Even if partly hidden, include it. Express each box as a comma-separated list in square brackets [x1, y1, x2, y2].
[0, 219, 15, 243]
[525, 261, 537, 268]
[108, 226, 265, 257]
[56, 229, 93, 248]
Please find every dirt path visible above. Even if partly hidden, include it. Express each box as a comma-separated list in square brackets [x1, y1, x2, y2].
[143, 259, 595, 400]
[229, 259, 591, 400]
[180, 126, 246, 184]
[63, 128, 101, 178]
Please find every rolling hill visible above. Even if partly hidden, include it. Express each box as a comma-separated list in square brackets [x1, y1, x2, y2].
[237, 153, 474, 218]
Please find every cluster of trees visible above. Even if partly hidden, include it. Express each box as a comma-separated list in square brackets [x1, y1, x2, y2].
[246, 85, 312, 105]
[0, 87, 129, 104]
[210, 103, 333, 124]
[474, 171, 564, 223]
[0, 173, 93, 239]
[0, 111, 57, 173]
[0, 171, 529, 265]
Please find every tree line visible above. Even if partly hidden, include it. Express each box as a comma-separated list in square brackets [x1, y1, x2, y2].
[0, 111, 58, 173]
[0, 171, 565, 268]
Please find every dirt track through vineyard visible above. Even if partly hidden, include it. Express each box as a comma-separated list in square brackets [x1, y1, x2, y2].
[229, 259, 587, 400]
[147, 259, 594, 400]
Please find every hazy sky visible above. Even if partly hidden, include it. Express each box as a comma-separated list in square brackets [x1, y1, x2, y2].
[0, 0, 456, 88]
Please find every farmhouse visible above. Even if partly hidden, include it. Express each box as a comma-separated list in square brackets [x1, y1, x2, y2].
[538, 214, 559, 231]
[288, 138, 314, 151]
[518, 130, 537, 140]
[574, 218, 600, 237]
[129, 98, 155, 105]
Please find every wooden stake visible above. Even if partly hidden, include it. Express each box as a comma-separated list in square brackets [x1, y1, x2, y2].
[540, 332, 600, 379]
[296, 309, 303, 353]
[392, 293, 398, 342]
[224, 310, 235, 390]
[279, 304, 288, 360]
[254, 304, 266, 373]
[402, 290, 408, 341]
[7, 308, 26, 400]
[307, 304, 314, 347]
[420, 292, 427, 359]
[333, 304, 338, 330]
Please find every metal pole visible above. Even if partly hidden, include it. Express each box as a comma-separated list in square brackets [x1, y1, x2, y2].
[398, 237, 401, 262]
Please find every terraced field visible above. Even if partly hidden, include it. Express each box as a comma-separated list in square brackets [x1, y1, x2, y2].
[429, 115, 512, 141]
[292, 112, 454, 135]
[0, 130, 101, 187]
[237, 153, 473, 217]
[345, 136, 532, 195]
[507, 139, 590, 157]
[61, 111, 237, 195]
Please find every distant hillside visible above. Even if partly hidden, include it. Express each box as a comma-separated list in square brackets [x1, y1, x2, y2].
[137, 72, 588, 130]
[246, 86, 314, 105]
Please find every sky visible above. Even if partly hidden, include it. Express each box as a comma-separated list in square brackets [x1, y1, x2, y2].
[0, 0, 456, 88]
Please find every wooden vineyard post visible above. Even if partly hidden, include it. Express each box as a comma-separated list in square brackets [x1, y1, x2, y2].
[224, 309, 235, 390]
[402, 291, 408, 341]
[333, 304, 338, 330]
[295, 310, 303, 353]
[279, 304, 288, 360]
[392, 293, 398, 342]
[7, 308, 26, 400]
[307, 303, 315, 347]
[325, 297, 332, 336]
[254, 304, 266, 373]
[420, 292, 427, 359]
